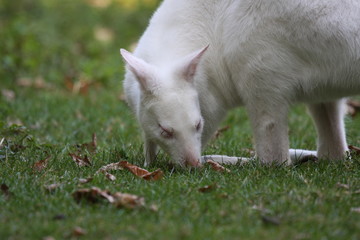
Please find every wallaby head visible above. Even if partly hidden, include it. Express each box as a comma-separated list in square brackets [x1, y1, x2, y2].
[120, 46, 208, 167]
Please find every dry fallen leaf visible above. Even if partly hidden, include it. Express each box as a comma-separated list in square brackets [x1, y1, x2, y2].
[261, 215, 281, 226]
[142, 169, 164, 181]
[0, 138, 5, 148]
[72, 187, 114, 204]
[120, 161, 164, 181]
[42, 236, 56, 240]
[347, 99, 360, 117]
[213, 125, 231, 139]
[348, 145, 360, 155]
[351, 207, 360, 213]
[1, 89, 15, 102]
[206, 160, 231, 173]
[198, 183, 218, 193]
[87, 0, 111, 8]
[16, 77, 51, 90]
[78, 133, 97, 154]
[72, 226, 87, 237]
[72, 187, 145, 209]
[94, 26, 114, 44]
[53, 214, 66, 220]
[96, 161, 124, 174]
[336, 182, 350, 190]
[32, 156, 51, 172]
[105, 172, 116, 181]
[42, 236, 55, 240]
[44, 183, 61, 192]
[1, 183, 13, 199]
[113, 192, 145, 209]
[69, 153, 92, 167]
[78, 177, 93, 184]
[149, 204, 159, 212]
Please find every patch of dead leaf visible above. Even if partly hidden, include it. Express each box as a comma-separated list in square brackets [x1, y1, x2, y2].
[72, 187, 145, 209]
[206, 160, 231, 173]
[105, 172, 116, 181]
[17, 77, 52, 90]
[1, 89, 15, 102]
[348, 145, 360, 155]
[72, 226, 87, 237]
[77, 133, 97, 154]
[69, 153, 92, 167]
[96, 161, 124, 173]
[78, 177, 93, 184]
[120, 161, 164, 181]
[198, 183, 218, 193]
[261, 215, 281, 226]
[44, 183, 61, 192]
[351, 207, 360, 213]
[347, 99, 360, 117]
[32, 156, 51, 172]
[336, 182, 350, 190]
[213, 125, 230, 140]
[1, 183, 13, 200]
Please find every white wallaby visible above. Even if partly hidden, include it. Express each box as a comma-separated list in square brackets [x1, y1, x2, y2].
[120, 0, 360, 167]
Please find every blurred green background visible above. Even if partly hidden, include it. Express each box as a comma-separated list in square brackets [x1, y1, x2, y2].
[0, 0, 163, 148]
[1, 0, 160, 88]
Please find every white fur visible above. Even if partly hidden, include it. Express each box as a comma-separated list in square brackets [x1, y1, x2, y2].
[121, 0, 360, 166]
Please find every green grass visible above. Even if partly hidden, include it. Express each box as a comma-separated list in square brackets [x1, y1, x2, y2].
[1, 1, 360, 239]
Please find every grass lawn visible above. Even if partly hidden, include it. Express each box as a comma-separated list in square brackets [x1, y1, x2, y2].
[1, 1, 360, 239]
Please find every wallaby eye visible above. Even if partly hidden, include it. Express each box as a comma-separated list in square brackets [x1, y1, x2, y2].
[196, 120, 202, 131]
[158, 124, 174, 139]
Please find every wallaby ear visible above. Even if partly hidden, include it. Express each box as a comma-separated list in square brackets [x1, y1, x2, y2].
[120, 49, 155, 91]
[177, 45, 209, 82]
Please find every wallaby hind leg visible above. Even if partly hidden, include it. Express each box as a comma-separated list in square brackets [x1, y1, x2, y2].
[307, 99, 348, 160]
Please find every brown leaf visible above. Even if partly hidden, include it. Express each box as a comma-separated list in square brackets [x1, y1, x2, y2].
[78, 177, 93, 184]
[351, 207, 360, 213]
[42, 236, 56, 240]
[79, 133, 97, 154]
[72, 187, 145, 210]
[16, 77, 32, 87]
[64, 75, 95, 95]
[72, 187, 114, 204]
[336, 182, 350, 190]
[261, 215, 281, 226]
[87, 0, 111, 8]
[120, 161, 164, 181]
[94, 26, 114, 44]
[142, 169, 164, 181]
[16, 77, 51, 90]
[112, 192, 145, 209]
[213, 125, 230, 139]
[1, 89, 15, 102]
[349, 145, 360, 155]
[198, 183, 218, 193]
[44, 183, 61, 192]
[1, 183, 13, 199]
[32, 156, 51, 172]
[69, 153, 92, 167]
[72, 226, 87, 237]
[105, 172, 116, 181]
[347, 100, 360, 117]
[0, 138, 5, 148]
[149, 204, 159, 212]
[206, 160, 231, 173]
[96, 161, 124, 174]
[120, 161, 148, 175]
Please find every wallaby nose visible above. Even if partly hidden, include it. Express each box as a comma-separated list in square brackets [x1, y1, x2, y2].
[185, 156, 202, 167]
